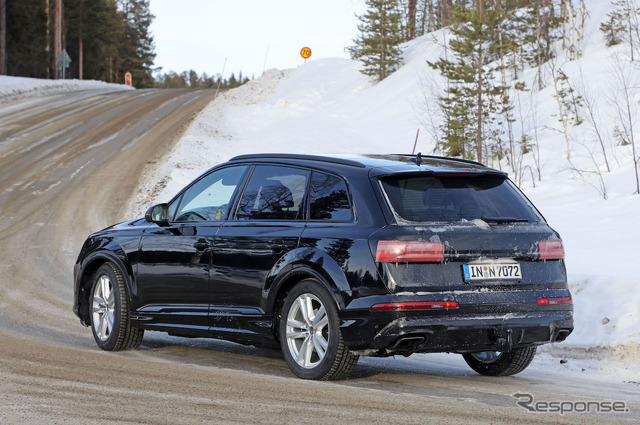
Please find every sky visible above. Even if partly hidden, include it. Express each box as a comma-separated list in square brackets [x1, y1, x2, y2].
[149, 0, 366, 79]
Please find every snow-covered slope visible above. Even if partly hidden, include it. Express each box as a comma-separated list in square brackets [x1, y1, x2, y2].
[0, 75, 133, 102]
[133, 0, 639, 369]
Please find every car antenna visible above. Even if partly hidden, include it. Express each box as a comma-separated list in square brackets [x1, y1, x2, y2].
[410, 152, 423, 167]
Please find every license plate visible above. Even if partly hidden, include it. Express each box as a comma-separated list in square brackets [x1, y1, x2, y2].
[463, 263, 522, 281]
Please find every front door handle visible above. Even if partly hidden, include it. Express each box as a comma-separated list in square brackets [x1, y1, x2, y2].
[193, 239, 209, 251]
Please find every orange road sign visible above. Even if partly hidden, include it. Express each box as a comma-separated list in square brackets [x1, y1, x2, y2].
[125, 72, 132, 87]
[300, 47, 312, 60]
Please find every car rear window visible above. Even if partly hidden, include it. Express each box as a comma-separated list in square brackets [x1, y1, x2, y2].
[379, 174, 541, 223]
[310, 172, 353, 221]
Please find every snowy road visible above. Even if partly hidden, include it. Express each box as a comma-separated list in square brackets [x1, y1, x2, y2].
[0, 88, 638, 424]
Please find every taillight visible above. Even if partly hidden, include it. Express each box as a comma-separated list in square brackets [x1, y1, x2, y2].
[538, 239, 564, 260]
[538, 297, 572, 305]
[371, 301, 459, 311]
[375, 241, 444, 263]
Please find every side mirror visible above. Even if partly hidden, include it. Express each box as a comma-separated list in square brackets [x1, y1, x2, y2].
[145, 203, 170, 226]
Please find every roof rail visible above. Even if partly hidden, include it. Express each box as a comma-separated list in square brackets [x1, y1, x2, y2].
[394, 153, 485, 167]
[229, 153, 366, 168]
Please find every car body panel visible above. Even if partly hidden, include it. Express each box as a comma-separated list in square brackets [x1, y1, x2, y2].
[135, 223, 219, 329]
[212, 220, 305, 334]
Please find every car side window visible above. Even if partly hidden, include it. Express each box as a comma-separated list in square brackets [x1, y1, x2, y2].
[236, 165, 309, 220]
[310, 172, 353, 221]
[173, 166, 247, 222]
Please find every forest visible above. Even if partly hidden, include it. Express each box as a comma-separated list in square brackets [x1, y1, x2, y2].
[0, 0, 249, 89]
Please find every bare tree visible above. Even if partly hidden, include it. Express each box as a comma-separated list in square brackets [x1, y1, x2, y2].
[575, 70, 611, 172]
[514, 85, 543, 183]
[568, 142, 608, 200]
[610, 52, 640, 193]
[529, 90, 543, 181]
[565, 0, 575, 60]
[561, 0, 567, 49]
[511, 88, 527, 185]
[427, 0, 436, 32]
[605, 0, 640, 60]
[549, 59, 573, 159]
[408, 0, 417, 39]
[535, 3, 543, 89]
[578, 0, 586, 58]
[626, 0, 638, 60]
[628, 0, 640, 61]
[416, 74, 445, 154]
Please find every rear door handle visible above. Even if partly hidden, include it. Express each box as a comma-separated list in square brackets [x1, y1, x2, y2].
[272, 239, 288, 253]
[193, 239, 210, 251]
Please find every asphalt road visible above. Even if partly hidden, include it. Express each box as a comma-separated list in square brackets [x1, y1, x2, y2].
[0, 88, 638, 424]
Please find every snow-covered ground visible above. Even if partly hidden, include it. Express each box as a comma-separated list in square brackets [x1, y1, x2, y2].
[130, 0, 640, 379]
[0, 75, 132, 102]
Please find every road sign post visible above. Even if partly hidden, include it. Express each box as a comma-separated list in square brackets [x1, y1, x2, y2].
[57, 49, 71, 79]
[300, 47, 312, 63]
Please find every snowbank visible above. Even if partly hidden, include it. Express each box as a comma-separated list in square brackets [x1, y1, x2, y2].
[0, 75, 133, 102]
[131, 0, 640, 371]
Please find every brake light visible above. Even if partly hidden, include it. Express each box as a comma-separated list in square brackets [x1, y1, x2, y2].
[538, 297, 572, 305]
[375, 241, 444, 263]
[371, 301, 459, 311]
[538, 239, 564, 260]
[434, 173, 479, 177]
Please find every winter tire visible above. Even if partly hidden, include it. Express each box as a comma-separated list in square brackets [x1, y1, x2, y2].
[90, 262, 144, 351]
[280, 280, 358, 380]
[462, 346, 537, 376]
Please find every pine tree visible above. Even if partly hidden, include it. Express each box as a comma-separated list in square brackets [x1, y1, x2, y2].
[428, 3, 508, 162]
[187, 69, 198, 88]
[116, 0, 155, 87]
[600, 0, 640, 58]
[1, 0, 6, 74]
[4, 0, 49, 77]
[349, 0, 404, 81]
[65, 0, 123, 81]
[600, 13, 625, 46]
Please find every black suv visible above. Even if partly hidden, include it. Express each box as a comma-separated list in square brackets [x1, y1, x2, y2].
[73, 153, 573, 380]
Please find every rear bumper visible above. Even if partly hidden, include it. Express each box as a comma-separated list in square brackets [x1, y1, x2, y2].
[339, 290, 574, 355]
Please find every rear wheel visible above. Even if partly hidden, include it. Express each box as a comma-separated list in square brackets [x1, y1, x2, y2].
[90, 262, 143, 351]
[462, 346, 537, 376]
[280, 280, 358, 380]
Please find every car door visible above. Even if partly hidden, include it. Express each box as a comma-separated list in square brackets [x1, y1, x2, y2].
[211, 165, 309, 332]
[135, 165, 248, 332]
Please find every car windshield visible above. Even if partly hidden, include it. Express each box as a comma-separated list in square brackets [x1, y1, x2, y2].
[379, 174, 542, 223]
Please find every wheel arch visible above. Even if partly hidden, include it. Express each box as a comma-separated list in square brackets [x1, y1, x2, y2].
[76, 251, 134, 326]
[265, 248, 352, 340]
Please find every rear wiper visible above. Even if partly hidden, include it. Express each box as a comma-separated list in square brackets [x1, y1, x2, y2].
[480, 216, 529, 223]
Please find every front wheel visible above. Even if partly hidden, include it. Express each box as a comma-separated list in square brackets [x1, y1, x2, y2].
[462, 346, 537, 376]
[279, 280, 358, 380]
[90, 262, 144, 351]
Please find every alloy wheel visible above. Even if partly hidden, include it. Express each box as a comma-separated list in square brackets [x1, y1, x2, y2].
[470, 351, 503, 363]
[285, 293, 330, 369]
[92, 274, 115, 341]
